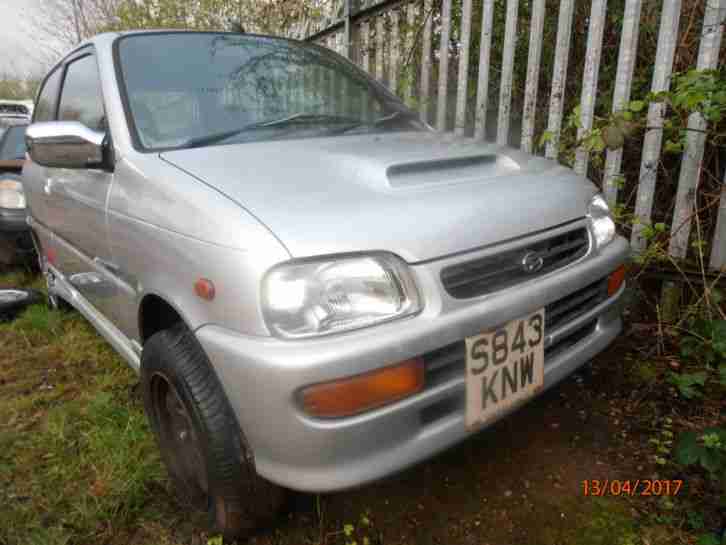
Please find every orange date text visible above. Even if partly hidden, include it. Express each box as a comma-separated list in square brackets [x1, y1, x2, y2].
[581, 479, 683, 497]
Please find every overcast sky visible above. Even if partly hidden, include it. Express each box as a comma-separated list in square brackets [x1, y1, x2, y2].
[0, 0, 50, 78]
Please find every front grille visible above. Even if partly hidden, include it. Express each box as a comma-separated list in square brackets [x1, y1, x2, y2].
[441, 228, 590, 299]
[421, 276, 608, 388]
[545, 278, 608, 331]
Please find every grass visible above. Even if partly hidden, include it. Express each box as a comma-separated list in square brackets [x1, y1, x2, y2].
[0, 270, 193, 545]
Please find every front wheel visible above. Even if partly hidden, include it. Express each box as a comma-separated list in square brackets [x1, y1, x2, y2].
[0, 288, 43, 321]
[140, 324, 285, 538]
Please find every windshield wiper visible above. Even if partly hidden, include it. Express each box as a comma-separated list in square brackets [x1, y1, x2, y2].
[181, 113, 362, 149]
[330, 110, 422, 135]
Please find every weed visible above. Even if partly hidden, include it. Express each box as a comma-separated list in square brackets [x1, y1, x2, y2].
[339, 512, 378, 545]
[675, 428, 726, 485]
[9, 303, 63, 336]
[649, 417, 675, 467]
[667, 371, 707, 399]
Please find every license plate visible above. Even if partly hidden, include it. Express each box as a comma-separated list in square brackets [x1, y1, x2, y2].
[465, 309, 545, 430]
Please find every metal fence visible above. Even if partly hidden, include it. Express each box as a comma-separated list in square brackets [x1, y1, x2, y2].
[292, 0, 726, 271]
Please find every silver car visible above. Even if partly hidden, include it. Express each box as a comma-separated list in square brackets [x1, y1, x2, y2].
[23, 31, 628, 537]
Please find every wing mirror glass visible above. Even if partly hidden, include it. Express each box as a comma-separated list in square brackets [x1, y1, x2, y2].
[25, 121, 109, 169]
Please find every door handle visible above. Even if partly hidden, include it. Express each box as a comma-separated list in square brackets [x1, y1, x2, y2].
[43, 177, 53, 195]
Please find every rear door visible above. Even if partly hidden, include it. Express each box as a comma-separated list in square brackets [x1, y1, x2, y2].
[42, 50, 118, 315]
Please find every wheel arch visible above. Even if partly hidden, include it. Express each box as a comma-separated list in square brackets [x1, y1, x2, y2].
[138, 292, 192, 344]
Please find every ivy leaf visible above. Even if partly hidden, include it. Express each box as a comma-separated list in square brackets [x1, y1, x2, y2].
[703, 427, 726, 443]
[629, 100, 646, 112]
[698, 448, 724, 476]
[668, 371, 707, 399]
[674, 431, 700, 466]
[665, 140, 684, 154]
[538, 130, 554, 148]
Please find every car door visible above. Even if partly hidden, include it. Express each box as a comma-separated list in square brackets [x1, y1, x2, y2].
[42, 50, 118, 316]
[23, 66, 64, 261]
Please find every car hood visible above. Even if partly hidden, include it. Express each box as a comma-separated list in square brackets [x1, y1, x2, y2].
[160, 131, 596, 263]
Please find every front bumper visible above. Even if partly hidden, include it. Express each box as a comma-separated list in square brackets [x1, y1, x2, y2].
[0, 208, 34, 264]
[196, 234, 629, 493]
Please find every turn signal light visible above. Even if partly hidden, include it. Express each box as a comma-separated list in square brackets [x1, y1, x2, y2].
[301, 358, 425, 418]
[608, 265, 626, 296]
[194, 278, 216, 301]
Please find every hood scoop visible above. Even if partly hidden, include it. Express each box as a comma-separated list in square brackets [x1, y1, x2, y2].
[386, 154, 520, 187]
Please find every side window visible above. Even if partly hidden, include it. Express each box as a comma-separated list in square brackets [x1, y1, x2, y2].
[0, 127, 27, 160]
[58, 55, 107, 132]
[33, 68, 64, 122]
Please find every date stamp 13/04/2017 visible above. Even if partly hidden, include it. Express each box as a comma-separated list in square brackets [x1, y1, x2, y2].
[582, 479, 683, 497]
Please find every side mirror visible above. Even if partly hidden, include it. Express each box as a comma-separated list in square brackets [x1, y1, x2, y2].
[25, 121, 108, 169]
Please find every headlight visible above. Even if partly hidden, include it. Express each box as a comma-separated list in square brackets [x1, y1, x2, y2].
[587, 194, 615, 250]
[262, 253, 422, 338]
[0, 179, 26, 209]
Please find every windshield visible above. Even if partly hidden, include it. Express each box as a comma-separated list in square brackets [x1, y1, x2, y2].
[117, 33, 421, 151]
[0, 126, 26, 161]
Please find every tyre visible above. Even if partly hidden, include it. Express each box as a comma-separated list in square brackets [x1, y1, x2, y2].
[0, 288, 43, 321]
[140, 324, 285, 539]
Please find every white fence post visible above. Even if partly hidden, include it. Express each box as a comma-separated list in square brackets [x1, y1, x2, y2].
[497, 0, 519, 146]
[574, 0, 608, 176]
[545, 0, 575, 159]
[520, 0, 546, 154]
[360, 20, 371, 119]
[631, 0, 682, 252]
[404, 2, 416, 106]
[603, 0, 642, 206]
[474, 0, 495, 140]
[361, 20, 371, 72]
[376, 15, 385, 83]
[669, 0, 725, 259]
[436, 0, 452, 131]
[710, 168, 726, 270]
[454, 0, 473, 136]
[389, 9, 400, 94]
[420, 0, 433, 123]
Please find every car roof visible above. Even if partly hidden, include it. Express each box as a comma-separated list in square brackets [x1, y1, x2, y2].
[77, 29, 296, 52]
